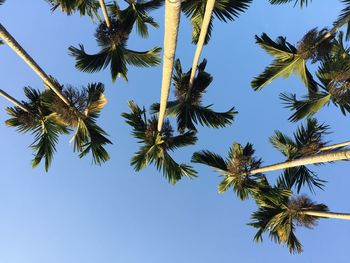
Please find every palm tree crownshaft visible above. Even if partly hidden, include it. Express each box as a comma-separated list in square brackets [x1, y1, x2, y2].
[188, 0, 215, 89]
[0, 23, 71, 107]
[0, 89, 30, 113]
[303, 211, 350, 220]
[99, 0, 111, 28]
[249, 149, 350, 175]
[157, 0, 182, 131]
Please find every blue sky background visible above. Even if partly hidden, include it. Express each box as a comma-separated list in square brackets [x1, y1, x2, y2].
[0, 1, 349, 262]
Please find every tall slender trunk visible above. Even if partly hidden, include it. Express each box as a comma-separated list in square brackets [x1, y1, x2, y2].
[249, 148, 350, 175]
[99, 0, 111, 28]
[157, 0, 182, 131]
[320, 141, 350, 151]
[188, 0, 215, 88]
[0, 89, 30, 113]
[303, 211, 350, 220]
[0, 23, 71, 107]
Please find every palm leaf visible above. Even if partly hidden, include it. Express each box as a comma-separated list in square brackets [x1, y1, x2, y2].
[182, 0, 252, 44]
[269, 0, 311, 8]
[252, 33, 317, 92]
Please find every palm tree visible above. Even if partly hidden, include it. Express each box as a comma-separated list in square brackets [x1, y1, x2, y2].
[281, 32, 350, 121]
[122, 100, 197, 184]
[249, 195, 350, 253]
[0, 23, 111, 165]
[193, 121, 350, 189]
[47, 0, 101, 21]
[251, 32, 320, 93]
[157, 0, 182, 132]
[69, 0, 162, 82]
[3, 87, 70, 171]
[151, 58, 237, 133]
[270, 118, 328, 193]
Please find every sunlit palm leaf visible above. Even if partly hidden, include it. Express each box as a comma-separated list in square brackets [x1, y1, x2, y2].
[252, 33, 317, 92]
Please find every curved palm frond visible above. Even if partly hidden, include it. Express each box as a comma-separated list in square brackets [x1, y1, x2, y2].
[47, 0, 100, 20]
[123, 101, 197, 184]
[182, 0, 252, 44]
[333, 0, 350, 40]
[252, 33, 317, 92]
[269, 0, 311, 8]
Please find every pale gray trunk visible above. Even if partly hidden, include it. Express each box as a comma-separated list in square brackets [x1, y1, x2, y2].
[157, 0, 182, 131]
[304, 211, 350, 220]
[320, 141, 350, 151]
[0, 23, 71, 107]
[0, 89, 30, 113]
[99, 0, 111, 28]
[188, 0, 215, 88]
[250, 149, 350, 175]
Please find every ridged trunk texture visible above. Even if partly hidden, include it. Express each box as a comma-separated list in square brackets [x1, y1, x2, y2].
[157, 0, 181, 131]
[189, 0, 215, 88]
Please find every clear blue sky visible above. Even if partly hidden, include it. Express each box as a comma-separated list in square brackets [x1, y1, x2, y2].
[0, 1, 349, 262]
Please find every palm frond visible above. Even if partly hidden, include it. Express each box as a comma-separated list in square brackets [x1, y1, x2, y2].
[191, 150, 228, 173]
[252, 33, 317, 92]
[334, 0, 350, 40]
[280, 92, 331, 121]
[269, 0, 311, 8]
[69, 45, 111, 73]
[124, 47, 162, 67]
[182, 0, 252, 44]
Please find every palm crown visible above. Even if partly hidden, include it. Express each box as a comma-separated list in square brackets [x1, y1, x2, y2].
[249, 194, 328, 253]
[281, 32, 350, 121]
[151, 59, 237, 133]
[192, 142, 264, 199]
[69, 0, 162, 82]
[270, 118, 328, 193]
[122, 101, 197, 184]
[6, 81, 112, 170]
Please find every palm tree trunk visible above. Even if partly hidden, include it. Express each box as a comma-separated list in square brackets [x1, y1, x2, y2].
[0, 23, 72, 107]
[157, 0, 182, 132]
[320, 141, 350, 151]
[0, 89, 30, 112]
[99, 0, 111, 28]
[303, 211, 350, 220]
[249, 149, 350, 175]
[188, 0, 215, 88]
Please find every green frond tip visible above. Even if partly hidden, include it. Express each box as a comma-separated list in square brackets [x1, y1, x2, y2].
[269, 0, 311, 8]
